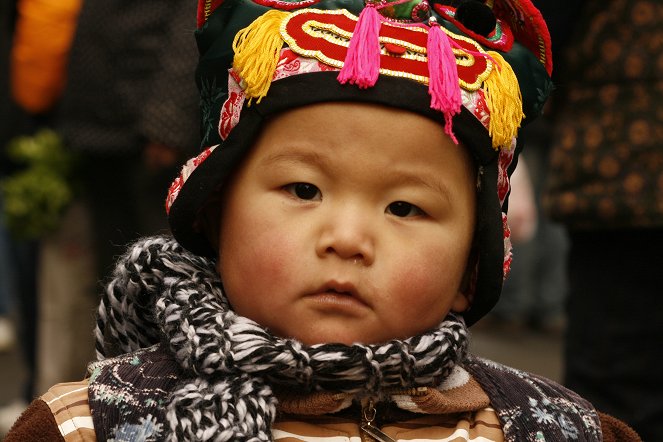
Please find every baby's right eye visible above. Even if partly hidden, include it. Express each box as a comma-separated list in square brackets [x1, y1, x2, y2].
[283, 182, 322, 201]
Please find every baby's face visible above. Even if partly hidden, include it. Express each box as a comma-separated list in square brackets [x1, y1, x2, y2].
[217, 102, 476, 345]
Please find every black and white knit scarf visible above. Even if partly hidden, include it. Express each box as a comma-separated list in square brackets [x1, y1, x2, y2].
[94, 235, 469, 441]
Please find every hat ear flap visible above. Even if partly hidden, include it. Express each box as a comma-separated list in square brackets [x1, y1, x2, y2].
[463, 159, 504, 325]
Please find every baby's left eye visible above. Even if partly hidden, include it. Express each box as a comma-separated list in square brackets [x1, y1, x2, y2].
[283, 182, 321, 201]
[386, 201, 425, 218]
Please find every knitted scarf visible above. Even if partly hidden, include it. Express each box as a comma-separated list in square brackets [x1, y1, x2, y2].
[94, 235, 469, 441]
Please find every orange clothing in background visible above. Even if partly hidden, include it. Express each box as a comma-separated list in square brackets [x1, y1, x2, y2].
[10, 0, 82, 114]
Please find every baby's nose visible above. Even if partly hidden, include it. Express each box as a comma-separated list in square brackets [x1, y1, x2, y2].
[315, 212, 375, 265]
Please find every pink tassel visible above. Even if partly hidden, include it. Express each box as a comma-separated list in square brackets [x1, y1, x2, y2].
[427, 17, 461, 143]
[338, 3, 381, 88]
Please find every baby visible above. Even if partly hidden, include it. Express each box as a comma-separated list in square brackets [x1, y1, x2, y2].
[6, 0, 641, 440]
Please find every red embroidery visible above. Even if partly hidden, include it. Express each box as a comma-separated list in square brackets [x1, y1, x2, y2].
[166, 176, 184, 214]
[472, 89, 490, 128]
[166, 146, 218, 213]
[502, 212, 512, 279]
[497, 148, 514, 204]
[193, 147, 214, 167]
[282, 9, 490, 90]
[317, 60, 337, 72]
[277, 50, 303, 75]
[219, 91, 245, 140]
[252, 0, 320, 11]
[492, 0, 552, 75]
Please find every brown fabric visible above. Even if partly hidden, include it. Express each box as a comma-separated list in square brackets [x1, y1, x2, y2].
[4, 399, 65, 442]
[599, 412, 642, 442]
[4, 381, 96, 442]
[276, 371, 491, 416]
[409, 377, 491, 414]
[277, 391, 350, 415]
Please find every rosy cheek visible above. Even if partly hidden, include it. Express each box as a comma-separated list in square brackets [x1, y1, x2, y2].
[239, 230, 297, 289]
[387, 252, 460, 315]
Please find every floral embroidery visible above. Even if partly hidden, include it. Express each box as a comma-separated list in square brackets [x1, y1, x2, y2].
[165, 176, 183, 214]
[273, 49, 337, 83]
[502, 212, 512, 279]
[530, 397, 556, 425]
[497, 145, 515, 204]
[219, 71, 246, 140]
[109, 414, 163, 441]
[165, 146, 219, 213]
[460, 89, 490, 134]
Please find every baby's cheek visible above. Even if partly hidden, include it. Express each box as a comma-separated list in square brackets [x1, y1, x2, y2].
[387, 255, 460, 316]
[242, 231, 299, 287]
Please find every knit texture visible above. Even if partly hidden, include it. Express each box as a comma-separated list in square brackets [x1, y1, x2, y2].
[91, 235, 614, 441]
[94, 235, 469, 441]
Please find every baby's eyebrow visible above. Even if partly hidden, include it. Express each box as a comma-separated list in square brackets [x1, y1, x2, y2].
[390, 172, 452, 203]
[261, 150, 330, 168]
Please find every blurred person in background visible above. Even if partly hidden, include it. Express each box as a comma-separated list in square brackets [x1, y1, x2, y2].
[57, 0, 201, 281]
[0, 43, 16, 352]
[32, 0, 200, 399]
[544, 1, 663, 439]
[0, 0, 48, 430]
[0, 209, 17, 353]
[0, 0, 200, 434]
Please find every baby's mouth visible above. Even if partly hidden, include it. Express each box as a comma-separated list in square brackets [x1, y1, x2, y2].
[324, 287, 352, 296]
[320, 281, 359, 298]
[306, 281, 371, 309]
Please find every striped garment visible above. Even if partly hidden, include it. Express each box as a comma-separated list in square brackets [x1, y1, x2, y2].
[42, 382, 95, 441]
[40, 373, 504, 441]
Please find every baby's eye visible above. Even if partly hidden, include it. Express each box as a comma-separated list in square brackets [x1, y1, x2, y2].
[387, 201, 425, 218]
[283, 182, 321, 200]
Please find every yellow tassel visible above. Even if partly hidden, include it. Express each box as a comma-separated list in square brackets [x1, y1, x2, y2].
[483, 51, 524, 150]
[232, 10, 289, 104]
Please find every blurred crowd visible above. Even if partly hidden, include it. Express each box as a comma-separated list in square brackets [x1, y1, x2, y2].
[0, 0, 661, 440]
[0, 0, 200, 433]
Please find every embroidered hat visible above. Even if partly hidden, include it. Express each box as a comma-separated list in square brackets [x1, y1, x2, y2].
[166, 0, 553, 325]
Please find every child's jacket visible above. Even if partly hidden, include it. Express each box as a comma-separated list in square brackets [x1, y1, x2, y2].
[6, 344, 639, 441]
